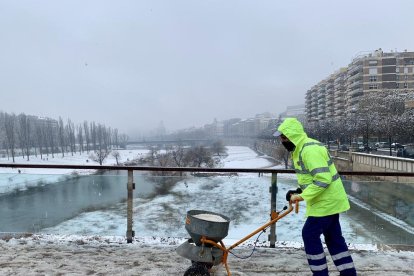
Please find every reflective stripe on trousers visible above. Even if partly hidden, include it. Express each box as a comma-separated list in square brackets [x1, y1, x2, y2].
[302, 214, 357, 276]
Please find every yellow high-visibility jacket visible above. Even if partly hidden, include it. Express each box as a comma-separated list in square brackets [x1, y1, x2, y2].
[277, 118, 350, 217]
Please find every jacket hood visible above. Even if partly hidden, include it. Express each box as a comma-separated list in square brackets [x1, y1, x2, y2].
[277, 118, 307, 146]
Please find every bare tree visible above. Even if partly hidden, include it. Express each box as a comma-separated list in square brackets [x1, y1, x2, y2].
[88, 123, 111, 165]
[106, 127, 112, 149]
[185, 146, 214, 167]
[274, 144, 290, 169]
[90, 122, 97, 151]
[171, 143, 186, 167]
[77, 124, 84, 154]
[119, 134, 129, 149]
[58, 117, 66, 157]
[112, 128, 119, 149]
[155, 152, 172, 167]
[112, 150, 121, 165]
[96, 124, 105, 151]
[46, 122, 56, 158]
[66, 119, 76, 156]
[0, 112, 5, 158]
[147, 145, 160, 165]
[4, 113, 16, 162]
[17, 113, 31, 161]
[35, 124, 45, 160]
[400, 109, 414, 143]
[89, 149, 111, 165]
[83, 121, 90, 153]
[211, 140, 227, 156]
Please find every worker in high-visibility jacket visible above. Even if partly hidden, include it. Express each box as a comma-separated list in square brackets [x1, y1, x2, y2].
[274, 118, 356, 276]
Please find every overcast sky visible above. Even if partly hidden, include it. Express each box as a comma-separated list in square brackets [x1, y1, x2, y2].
[1, 0, 414, 137]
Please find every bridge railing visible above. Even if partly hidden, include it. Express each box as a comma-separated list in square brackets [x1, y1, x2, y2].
[1, 164, 413, 246]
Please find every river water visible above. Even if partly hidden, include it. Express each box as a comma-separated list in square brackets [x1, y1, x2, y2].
[343, 179, 414, 245]
[0, 172, 413, 245]
[0, 171, 154, 233]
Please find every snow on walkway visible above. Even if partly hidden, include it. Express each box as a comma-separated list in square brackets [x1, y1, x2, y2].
[0, 235, 413, 276]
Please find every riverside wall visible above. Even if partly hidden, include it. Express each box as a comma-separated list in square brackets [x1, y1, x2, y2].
[255, 139, 414, 179]
[255, 141, 414, 233]
[330, 150, 414, 183]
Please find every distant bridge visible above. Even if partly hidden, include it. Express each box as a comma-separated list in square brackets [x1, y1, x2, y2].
[126, 139, 213, 146]
[125, 136, 259, 148]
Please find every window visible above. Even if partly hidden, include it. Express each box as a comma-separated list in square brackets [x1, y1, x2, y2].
[369, 60, 378, 65]
[369, 84, 378, 89]
[396, 67, 400, 73]
[396, 75, 399, 81]
[404, 83, 408, 88]
[396, 83, 400, 88]
[369, 76, 377, 82]
[404, 67, 409, 73]
[369, 68, 378, 75]
[405, 75, 408, 80]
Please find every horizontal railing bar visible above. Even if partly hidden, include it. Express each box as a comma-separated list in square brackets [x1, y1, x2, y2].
[1, 163, 414, 177]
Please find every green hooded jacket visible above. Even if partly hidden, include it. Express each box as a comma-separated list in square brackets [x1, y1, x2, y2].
[277, 118, 350, 217]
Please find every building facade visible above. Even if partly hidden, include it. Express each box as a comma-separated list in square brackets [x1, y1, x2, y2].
[306, 49, 414, 121]
[279, 104, 306, 122]
[203, 112, 278, 138]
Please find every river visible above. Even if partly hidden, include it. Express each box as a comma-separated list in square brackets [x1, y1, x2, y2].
[0, 171, 413, 245]
[0, 171, 154, 233]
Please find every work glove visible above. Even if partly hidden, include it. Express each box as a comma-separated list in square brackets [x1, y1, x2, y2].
[285, 188, 303, 201]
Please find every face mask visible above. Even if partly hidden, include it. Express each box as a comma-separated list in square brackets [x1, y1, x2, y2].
[282, 141, 296, 152]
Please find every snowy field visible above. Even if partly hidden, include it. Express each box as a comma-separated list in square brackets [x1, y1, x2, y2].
[1, 146, 413, 275]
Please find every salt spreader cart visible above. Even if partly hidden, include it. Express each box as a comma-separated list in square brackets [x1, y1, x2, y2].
[177, 201, 299, 276]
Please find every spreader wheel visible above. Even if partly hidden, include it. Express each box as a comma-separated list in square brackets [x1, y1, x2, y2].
[183, 262, 210, 276]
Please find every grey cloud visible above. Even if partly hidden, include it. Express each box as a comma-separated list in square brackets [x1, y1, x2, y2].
[1, 0, 414, 136]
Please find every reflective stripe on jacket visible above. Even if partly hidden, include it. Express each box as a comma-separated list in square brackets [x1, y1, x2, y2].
[277, 118, 350, 217]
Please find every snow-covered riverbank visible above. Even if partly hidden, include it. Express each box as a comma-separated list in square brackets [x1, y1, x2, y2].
[0, 149, 148, 194]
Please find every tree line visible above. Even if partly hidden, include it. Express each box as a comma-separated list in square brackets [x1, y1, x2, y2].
[305, 90, 414, 149]
[0, 112, 129, 163]
[129, 140, 228, 169]
[254, 90, 414, 164]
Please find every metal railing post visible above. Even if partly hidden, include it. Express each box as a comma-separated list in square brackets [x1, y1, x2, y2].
[269, 172, 278, 247]
[126, 169, 135, 243]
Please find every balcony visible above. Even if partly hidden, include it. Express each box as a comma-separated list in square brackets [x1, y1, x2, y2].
[348, 95, 362, 105]
[335, 97, 345, 104]
[334, 85, 345, 91]
[317, 92, 325, 99]
[317, 113, 326, 120]
[347, 72, 363, 83]
[334, 77, 345, 85]
[348, 88, 364, 97]
[334, 109, 344, 116]
[348, 65, 362, 76]
[349, 81, 362, 90]
[325, 82, 334, 89]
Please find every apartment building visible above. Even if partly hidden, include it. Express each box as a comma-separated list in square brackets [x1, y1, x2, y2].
[306, 49, 414, 121]
[279, 104, 306, 122]
[203, 113, 278, 138]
